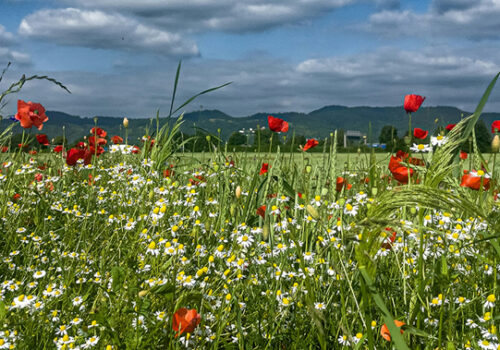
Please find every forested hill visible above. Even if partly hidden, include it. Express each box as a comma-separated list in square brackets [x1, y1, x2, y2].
[3, 105, 499, 143]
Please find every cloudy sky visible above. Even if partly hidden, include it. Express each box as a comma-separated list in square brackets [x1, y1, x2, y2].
[1, 0, 500, 118]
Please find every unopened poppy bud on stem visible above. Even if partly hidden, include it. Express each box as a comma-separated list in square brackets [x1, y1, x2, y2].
[492, 135, 500, 153]
[123, 117, 129, 128]
[235, 186, 242, 199]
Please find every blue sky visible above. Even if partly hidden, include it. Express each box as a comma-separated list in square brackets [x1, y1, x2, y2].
[1, 0, 500, 118]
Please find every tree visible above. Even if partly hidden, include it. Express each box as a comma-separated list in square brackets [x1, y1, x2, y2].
[379, 125, 398, 151]
[227, 132, 246, 146]
[461, 120, 491, 153]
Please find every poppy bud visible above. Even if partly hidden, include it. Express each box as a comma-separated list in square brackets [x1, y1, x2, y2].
[262, 225, 269, 240]
[321, 187, 328, 196]
[230, 204, 235, 216]
[235, 186, 242, 199]
[305, 165, 312, 173]
[492, 135, 500, 153]
[306, 205, 319, 219]
[206, 135, 211, 142]
[138, 290, 148, 298]
[123, 117, 129, 128]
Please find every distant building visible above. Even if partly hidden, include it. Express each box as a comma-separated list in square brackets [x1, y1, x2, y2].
[344, 130, 367, 147]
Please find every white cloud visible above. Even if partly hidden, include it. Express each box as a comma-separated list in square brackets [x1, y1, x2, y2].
[60, 0, 354, 32]
[0, 25, 15, 47]
[0, 47, 31, 67]
[367, 0, 500, 41]
[18, 8, 199, 56]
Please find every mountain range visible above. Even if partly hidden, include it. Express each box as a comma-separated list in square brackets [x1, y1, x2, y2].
[3, 105, 499, 143]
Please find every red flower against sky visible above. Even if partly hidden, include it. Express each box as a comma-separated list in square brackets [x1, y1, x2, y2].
[172, 308, 201, 336]
[268, 115, 289, 133]
[403, 94, 425, 113]
[491, 120, 500, 133]
[54, 145, 64, 153]
[260, 163, 269, 175]
[15, 100, 49, 130]
[36, 134, 50, 146]
[111, 135, 123, 144]
[413, 128, 428, 139]
[303, 139, 319, 151]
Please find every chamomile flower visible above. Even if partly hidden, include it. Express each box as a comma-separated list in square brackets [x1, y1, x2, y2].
[410, 143, 431, 153]
[237, 234, 254, 248]
[484, 294, 496, 308]
[314, 302, 326, 310]
[431, 135, 447, 146]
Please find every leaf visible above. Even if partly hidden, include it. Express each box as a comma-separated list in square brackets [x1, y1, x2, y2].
[169, 61, 182, 117]
[359, 267, 410, 350]
[0, 301, 6, 321]
[111, 266, 126, 292]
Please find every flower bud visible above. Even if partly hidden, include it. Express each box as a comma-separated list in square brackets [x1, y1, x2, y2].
[262, 225, 269, 240]
[138, 290, 148, 298]
[492, 135, 500, 153]
[123, 117, 129, 128]
[306, 205, 319, 219]
[235, 186, 242, 199]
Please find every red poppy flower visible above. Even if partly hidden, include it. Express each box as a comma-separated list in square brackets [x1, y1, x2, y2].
[336, 177, 350, 192]
[18, 143, 28, 149]
[381, 320, 405, 341]
[445, 124, 456, 131]
[459, 151, 468, 160]
[15, 100, 49, 130]
[256, 205, 266, 218]
[36, 134, 50, 146]
[131, 146, 140, 154]
[303, 139, 319, 151]
[268, 115, 289, 133]
[403, 94, 425, 113]
[12, 193, 21, 201]
[66, 148, 92, 166]
[492, 120, 500, 133]
[90, 145, 105, 156]
[460, 172, 490, 190]
[111, 135, 123, 144]
[34, 173, 43, 182]
[260, 163, 269, 175]
[88, 136, 107, 147]
[1, 146, 8, 153]
[172, 308, 201, 336]
[413, 128, 428, 139]
[29, 150, 37, 155]
[381, 227, 397, 250]
[54, 145, 63, 153]
[393, 166, 414, 184]
[90, 127, 107, 138]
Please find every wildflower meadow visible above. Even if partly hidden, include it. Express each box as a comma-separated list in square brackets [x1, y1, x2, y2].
[0, 64, 500, 349]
